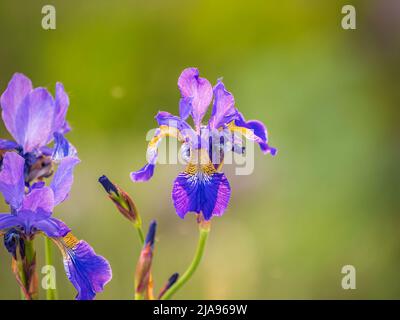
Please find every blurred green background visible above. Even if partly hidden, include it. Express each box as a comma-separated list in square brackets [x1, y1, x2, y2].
[0, 0, 399, 299]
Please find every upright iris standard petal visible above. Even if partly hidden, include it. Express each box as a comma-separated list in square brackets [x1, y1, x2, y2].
[52, 132, 77, 161]
[54, 233, 112, 300]
[229, 112, 277, 155]
[16, 87, 55, 152]
[0, 152, 25, 209]
[0, 73, 32, 141]
[53, 82, 70, 134]
[50, 156, 80, 206]
[209, 80, 237, 130]
[178, 68, 213, 127]
[172, 150, 231, 220]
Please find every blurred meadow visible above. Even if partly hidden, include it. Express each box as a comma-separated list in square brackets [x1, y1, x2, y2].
[0, 0, 399, 299]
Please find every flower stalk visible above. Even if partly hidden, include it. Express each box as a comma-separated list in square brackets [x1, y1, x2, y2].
[135, 221, 157, 300]
[161, 216, 210, 300]
[44, 237, 57, 300]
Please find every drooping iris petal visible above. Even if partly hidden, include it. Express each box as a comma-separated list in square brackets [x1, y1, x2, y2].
[0, 139, 19, 151]
[229, 112, 277, 155]
[209, 80, 237, 129]
[52, 132, 77, 161]
[130, 124, 185, 182]
[0, 152, 25, 209]
[54, 233, 112, 300]
[16, 87, 55, 152]
[130, 163, 155, 182]
[22, 187, 54, 214]
[53, 82, 69, 134]
[0, 213, 20, 231]
[172, 152, 231, 220]
[34, 216, 70, 238]
[0, 73, 32, 142]
[50, 156, 80, 206]
[178, 68, 213, 127]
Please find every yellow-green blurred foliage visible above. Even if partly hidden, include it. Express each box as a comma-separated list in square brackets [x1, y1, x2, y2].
[0, 0, 399, 299]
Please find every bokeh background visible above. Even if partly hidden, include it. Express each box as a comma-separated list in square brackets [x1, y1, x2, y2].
[0, 0, 399, 299]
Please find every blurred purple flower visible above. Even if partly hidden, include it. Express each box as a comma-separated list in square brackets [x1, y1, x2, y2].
[0, 73, 77, 181]
[0, 152, 111, 300]
[131, 67, 276, 221]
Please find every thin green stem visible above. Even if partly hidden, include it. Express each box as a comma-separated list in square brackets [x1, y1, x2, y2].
[136, 226, 145, 245]
[24, 239, 37, 300]
[133, 223, 146, 300]
[44, 237, 57, 300]
[161, 227, 210, 300]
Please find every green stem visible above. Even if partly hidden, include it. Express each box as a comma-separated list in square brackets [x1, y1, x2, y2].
[44, 237, 57, 300]
[136, 226, 145, 245]
[161, 226, 210, 300]
[24, 239, 37, 300]
[134, 224, 146, 300]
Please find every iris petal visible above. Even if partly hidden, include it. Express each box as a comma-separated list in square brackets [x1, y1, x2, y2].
[0, 213, 19, 231]
[209, 80, 236, 130]
[229, 112, 277, 155]
[130, 123, 187, 183]
[52, 132, 77, 161]
[35, 217, 70, 238]
[53, 82, 70, 134]
[0, 152, 25, 210]
[54, 233, 112, 300]
[172, 152, 231, 220]
[0, 139, 19, 151]
[16, 87, 55, 152]
[22, 187, 54, 214]
[0, 73, 32, 142]
[50, 156, 80, 206]
[178, 68, 213, 127]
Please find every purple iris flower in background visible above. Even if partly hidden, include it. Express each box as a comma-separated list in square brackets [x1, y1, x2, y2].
[131, 67, 276, 221]
[0, 152, 111, 300]
[0, 73, 76, 182]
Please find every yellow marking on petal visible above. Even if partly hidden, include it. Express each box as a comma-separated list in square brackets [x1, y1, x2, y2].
[63, 233, 79, 249]
[148, 125, 183, 148]
[227, 121, 256, 141]
[184, 149, 216, 176]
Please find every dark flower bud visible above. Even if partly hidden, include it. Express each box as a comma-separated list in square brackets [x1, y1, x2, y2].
[158, 273, 179, 299]
[4, 229, 25, 259]
[98, 175, 141, 227]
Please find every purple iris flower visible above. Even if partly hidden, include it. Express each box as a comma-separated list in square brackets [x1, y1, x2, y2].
[131, 67, 276, 221]
[0, 73, 76, 179]
[0, 152, 111, 300]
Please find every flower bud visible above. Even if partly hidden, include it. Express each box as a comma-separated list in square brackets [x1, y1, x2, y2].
[158, 272, 179, 299]
[4, 229, 25, 259]
[135, 220, 157, 297]
[98, 175, 141, 227]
